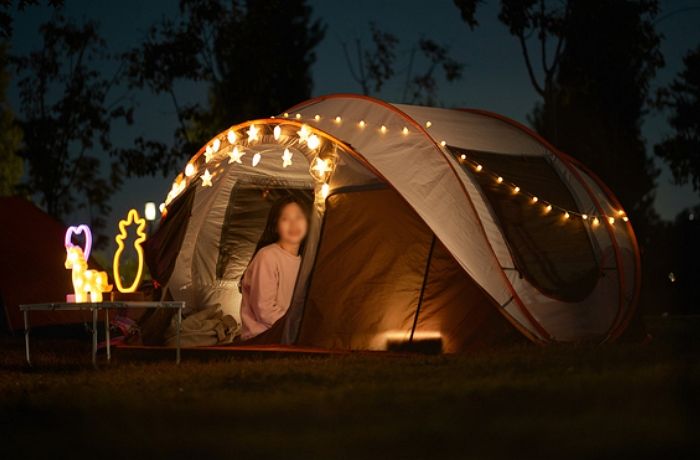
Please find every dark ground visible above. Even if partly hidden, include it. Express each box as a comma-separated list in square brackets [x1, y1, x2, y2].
[1, 316, 698, 459]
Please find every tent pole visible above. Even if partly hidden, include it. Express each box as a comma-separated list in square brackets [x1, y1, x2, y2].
[410, 235, 436, 342]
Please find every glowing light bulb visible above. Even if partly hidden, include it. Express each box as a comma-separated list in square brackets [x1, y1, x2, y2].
[227, 129, 237, 144]
[212, 138, 221, 152]
[200, 169, 213, 187]
[314, 114, 320, 121]
[158, 203, 166, 213]
[622, 216, 629, 222]
[582, 214, 588, 220]
[563, 212, 570, 220]
[247, 124, 260, 142]
[402, 126, 409, 135]
[440, 140, 446, 147]
[228, 146, 245, 164]
[273, 125, 281, 140]
[544, 204, 552, 213]
[144, 202, 157, 221]
[475, 164, 483, 172]
[496, 176, 503, 184]
[425, 121, 432, 128]
[204, 145, 213, 163]
[616, 209, 625, 216]
[282, 148, 293, 168]
[513, 186, 520, 194]
[283, 112, 289, 118]
[460, 154, 466, 160]
[334, 116, 342, 124]
[321, 183, 330, 199]
[358, 120, 366, 128]
[608, 216, 615, 225]
[297, 124, 311, 142]
[307, 134, 320, 150]
[592, 217, 600, 227]
[252, 152, 261, 167]
[531, 196, 539, 204]
[380, 125, 387, 134]
[295, 113, 301, 119]
[185, 163, 195, 177]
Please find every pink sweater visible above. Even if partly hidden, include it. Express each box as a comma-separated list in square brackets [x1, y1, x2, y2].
[240, 243, 301, 340]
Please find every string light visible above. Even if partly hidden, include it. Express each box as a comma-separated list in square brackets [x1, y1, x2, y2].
[273, 125, 281, 140]
[425, 121, 432, 128]
[544, 204, 552, 213]
[252, 152, 261, 167]
[283, 112, 289, 118]
[496, 176, 504, 184]
[563, 212, 570, 220]
[185, 163, 196, 177]
[440, 140, 447, 147]
[200, 169, 213, 187]
[358, 120, 366, 128]
[321, 183, 330, 199]
[475, 164, 483, 172]
[608, 216, 615, 225]
[592, 217, 600, 227]
[158, 203, 166, 213]
[247, 124, 260, 142]
[307, 134, 321, 150]
[582, 214, 588, 220]
[334, 116, 342, 124]
[314, 114, 321, 121]
[297, 124, 311, 143]
[212, 138, 221, 152]
[227, 129, 237, 144]
[513, 186, 520, 194]
[295, 113, 301, 119]
[402, 126, 409, 135]
[204, 145, 214, 163]
[460, 154, 467, 160]
[531, 196, 539, 203]
[282, 148, 293, 168]
[380, 125, 387, 134]
[622, 216, 629, 222]
[228, 146, 245, 164]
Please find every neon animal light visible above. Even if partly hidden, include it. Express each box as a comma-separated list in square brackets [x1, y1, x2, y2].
[65, 245, 112, 302]
[113, 209, 147, 293]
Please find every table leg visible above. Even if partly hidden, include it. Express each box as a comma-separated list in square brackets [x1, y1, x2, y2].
[92, 308, 98, 368]
[105, 308, 111, 362]
[176, 306, 182, 365]
[23, 310, 31, 367]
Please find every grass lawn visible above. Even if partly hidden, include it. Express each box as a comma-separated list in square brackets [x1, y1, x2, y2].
[1, 316, 698, 459]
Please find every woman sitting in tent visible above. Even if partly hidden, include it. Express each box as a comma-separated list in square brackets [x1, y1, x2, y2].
[239, 195, 309, 340]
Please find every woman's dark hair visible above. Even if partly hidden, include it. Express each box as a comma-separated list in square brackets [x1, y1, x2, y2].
[253, 194, 311, 256]
[240, 194, 311, 291]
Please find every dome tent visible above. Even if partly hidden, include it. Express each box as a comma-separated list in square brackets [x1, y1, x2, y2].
[145, 94, 641, 352]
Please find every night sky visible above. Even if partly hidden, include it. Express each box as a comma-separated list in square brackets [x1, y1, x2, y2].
[8, 0, 700, 253]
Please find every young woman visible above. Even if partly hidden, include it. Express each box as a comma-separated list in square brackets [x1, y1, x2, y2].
[239, 195, 310, 340]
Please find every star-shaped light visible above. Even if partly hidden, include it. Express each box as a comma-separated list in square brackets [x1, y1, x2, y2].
[204, 145, 214, 163]
[201, 169, 213, 187]
[247, 124, 260, 143]
[297, 124, 311, 143]
[312, 157, 330, 175]
[228, 146, 245, 164]
[282, 148, 293, 168]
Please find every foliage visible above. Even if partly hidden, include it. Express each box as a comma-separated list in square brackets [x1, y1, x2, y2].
[454, 0, 663, 245]
[0, 42, 22, 195]
[342, 23, 464, 106]
[122, 0, 326, 176]
[12, 14, 132, 247]
[655, 45, 700, 194]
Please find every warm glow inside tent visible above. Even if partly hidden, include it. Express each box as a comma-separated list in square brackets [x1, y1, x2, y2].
[145, 94, 641, 351]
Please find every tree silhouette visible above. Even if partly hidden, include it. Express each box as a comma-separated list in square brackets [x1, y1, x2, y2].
[655, 44, 700, 194]
[123, 0, 325, 176]
[454, 0, 663, 245]
[0, 43, 22, 195]
[12, 14, 132, 247]
[342, 23, 464, 106]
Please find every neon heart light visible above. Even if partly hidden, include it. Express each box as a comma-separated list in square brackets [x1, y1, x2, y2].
[64, 225, 92, 261]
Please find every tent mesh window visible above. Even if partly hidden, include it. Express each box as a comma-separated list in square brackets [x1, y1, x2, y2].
[451, 147, 600, 302]
[216, 183, 313, 280]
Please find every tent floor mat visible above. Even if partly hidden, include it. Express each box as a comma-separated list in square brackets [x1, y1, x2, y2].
[112, 343, 350, 361]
